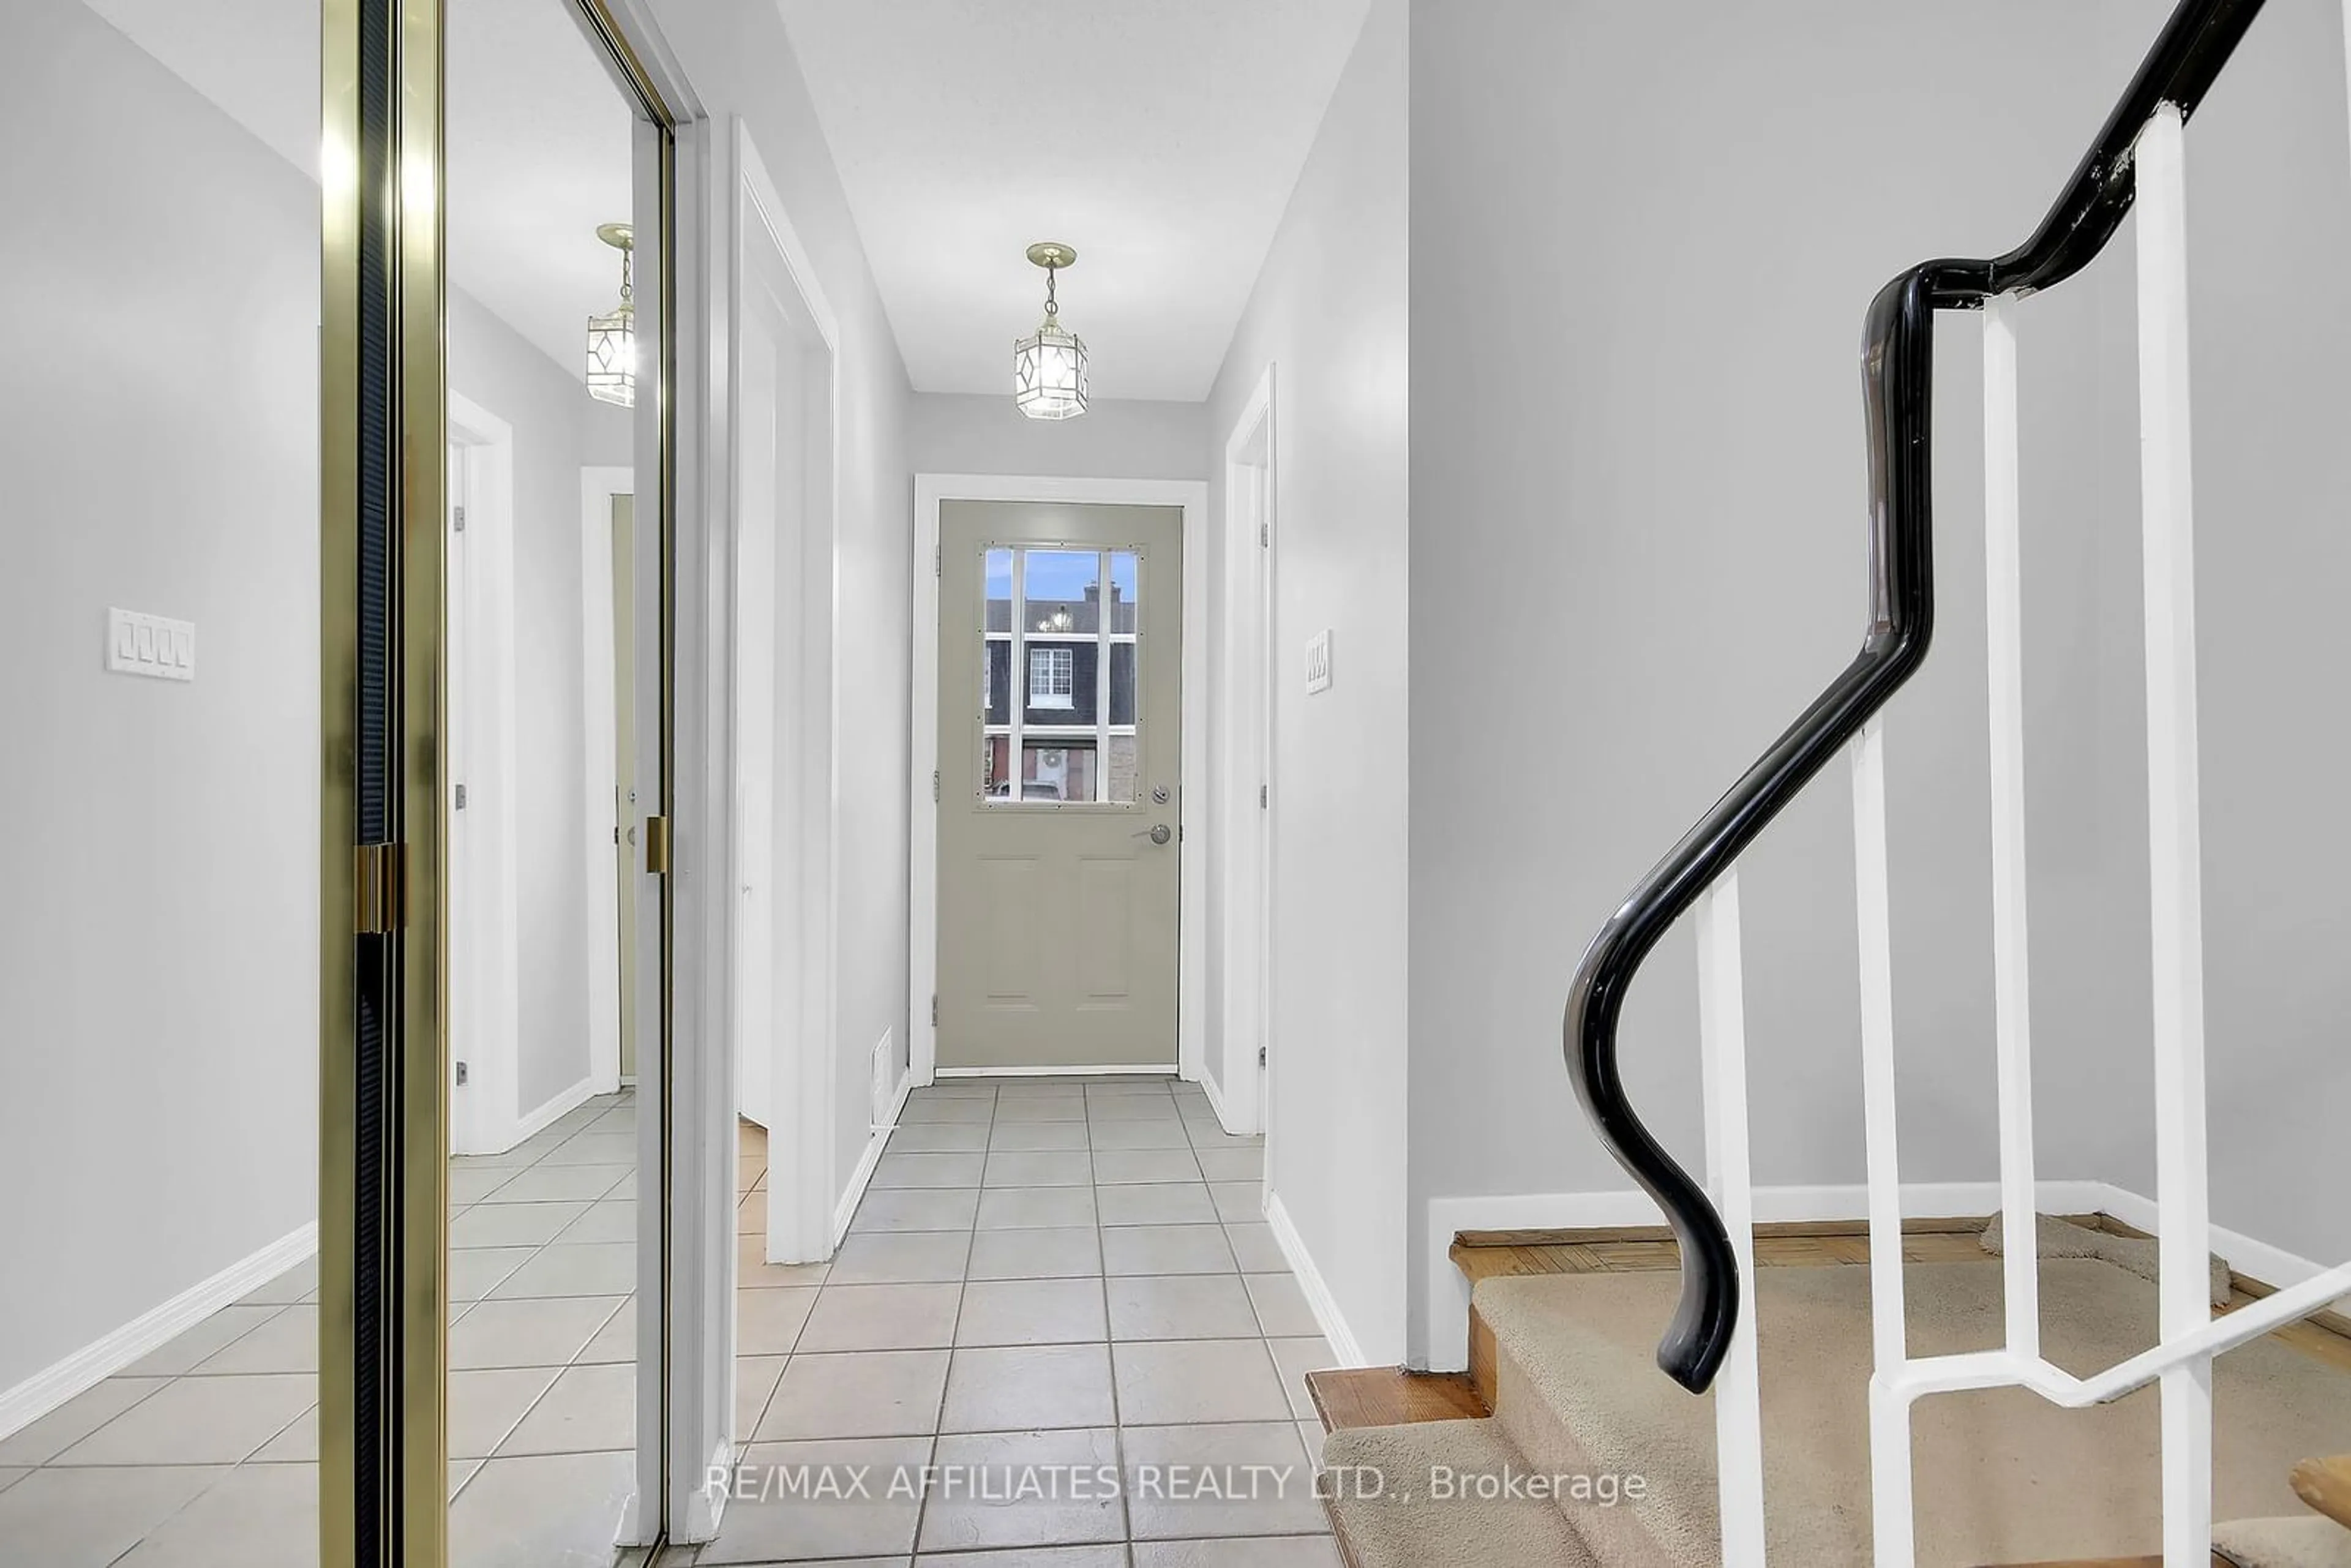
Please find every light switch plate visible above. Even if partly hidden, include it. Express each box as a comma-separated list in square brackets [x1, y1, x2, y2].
[107, 608, 196, 682]
[1304, 629, 1333, 694]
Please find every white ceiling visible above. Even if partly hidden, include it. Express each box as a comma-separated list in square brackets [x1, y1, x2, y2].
[82, 0, 634, 382]
[776, 0, 1374, 402]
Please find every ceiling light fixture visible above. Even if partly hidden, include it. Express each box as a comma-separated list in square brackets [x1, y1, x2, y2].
[586, 222, 636, 408]
[1013, 241, 1088, 421]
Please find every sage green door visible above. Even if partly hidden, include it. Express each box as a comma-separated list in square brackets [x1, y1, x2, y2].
[938, 501, 1183, 1070]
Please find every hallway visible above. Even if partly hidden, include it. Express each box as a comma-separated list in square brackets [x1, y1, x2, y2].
[702, 1076, 1340, 1566]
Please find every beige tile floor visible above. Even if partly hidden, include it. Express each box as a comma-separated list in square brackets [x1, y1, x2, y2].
[0, 1089, 643, 1567]
[694, 1075, 1342, 1568]
[0, 1078, 1339, 1567]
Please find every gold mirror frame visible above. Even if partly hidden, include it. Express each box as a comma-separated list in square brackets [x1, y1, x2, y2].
[320, 1, 677, 1562]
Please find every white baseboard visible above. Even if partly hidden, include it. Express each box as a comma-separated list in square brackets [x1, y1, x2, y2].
[0, 1221, 318, 1441]
[831, 1070, 915, 1247]
[934, 1063, 1179, 1078]
[2085, 1185, 2336, 1295]
[506, 1076, 599, 1152]
[1194, 1063, 1240, 1135]
[1418, 1179, 2117, 1373]
[1265, 1193, 1368, 1369]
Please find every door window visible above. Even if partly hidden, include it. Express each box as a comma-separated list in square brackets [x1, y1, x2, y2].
[979, 544, 1144, 805]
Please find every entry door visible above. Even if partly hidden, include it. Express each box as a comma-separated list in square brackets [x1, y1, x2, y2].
[938, 501, 1183, 1070]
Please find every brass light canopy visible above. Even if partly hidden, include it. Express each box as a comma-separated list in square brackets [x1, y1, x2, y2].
[1013, 241, 1088, 421]
[587, 221, 637, 407]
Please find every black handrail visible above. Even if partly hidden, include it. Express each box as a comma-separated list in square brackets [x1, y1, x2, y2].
[1560, 0, 2270, 1395]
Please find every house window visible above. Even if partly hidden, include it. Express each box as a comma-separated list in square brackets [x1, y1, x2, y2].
[1029, 646, 1075, 709]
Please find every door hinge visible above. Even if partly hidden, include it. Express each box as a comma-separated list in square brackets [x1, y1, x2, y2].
[353, 842, 407, 934]
[1259, 783, 1268, 809]
[644, 815, 672, 875]
[1259, 522, 1269, 547]
[934, 544, 942, 576]
[455, 1061, 469, 1087]
[454, 783, 468, 811]
[933, 770, 941, 803]
[931, 994, 939, 1027]
[453, 505, 467, 533]
[1258, 1046, 1267, 1068]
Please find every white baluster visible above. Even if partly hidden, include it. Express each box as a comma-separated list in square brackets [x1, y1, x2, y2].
[1852, 716, 1913, 1568]
[2134, 101, 2215, 1568]
[1982, 293, 2042, 1362]
[1697, 874, 1766, 1566]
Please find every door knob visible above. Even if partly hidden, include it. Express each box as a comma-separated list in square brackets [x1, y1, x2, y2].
[1135, 823, 1172, 846]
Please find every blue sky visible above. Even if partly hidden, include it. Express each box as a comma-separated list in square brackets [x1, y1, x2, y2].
[984, 548, 1138, 604]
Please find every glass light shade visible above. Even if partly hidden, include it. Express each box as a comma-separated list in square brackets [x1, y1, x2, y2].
[587, 301, 636, 408]
[1013, 319, 1088, 421]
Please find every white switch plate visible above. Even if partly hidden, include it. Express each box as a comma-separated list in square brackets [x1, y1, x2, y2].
[1305, 629, 1333, 694]
[107, 607, 196, 683]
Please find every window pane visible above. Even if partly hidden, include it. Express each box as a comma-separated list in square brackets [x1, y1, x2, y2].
[1108, 735, 1139, 803]
[1109, 643, 1136, 726]
[1024, 740, 1097, 803]
[984, 639, 1010, 724]
[980, 733, 1009, 798]
[984, 548, 1013, 633]
[1024, 639, 1096, 724]
[1108, 551, 1139, 633]
[1024, 549, 1100, 634]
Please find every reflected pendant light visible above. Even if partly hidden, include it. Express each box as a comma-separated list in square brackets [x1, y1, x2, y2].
[1013, 241, 1088, 421]
[586, 222, 636, 408]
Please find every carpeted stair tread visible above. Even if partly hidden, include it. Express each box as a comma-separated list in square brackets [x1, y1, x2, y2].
[1983, 1210, 2232, 1307]
[1474, 1258, 2351, 1565]
[2216, 1515, 2351, 1568]
[1319, 1419, 1603, 1567]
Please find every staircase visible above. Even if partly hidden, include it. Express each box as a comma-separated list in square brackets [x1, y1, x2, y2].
[1310, 1222, 2351, 1566]
[1319, 0, 2351, 1560]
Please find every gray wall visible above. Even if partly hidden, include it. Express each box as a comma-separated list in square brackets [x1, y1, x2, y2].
[1404, 1, 2156, 1360]
[1404, 0, 2351, 1365]
[0, 0, 320, 1395]
[912, 393, 1209, 480]
[648, 0, 916, 1201]
[447, 286, 609, 1117]
[1207, 0, 1410, 1361]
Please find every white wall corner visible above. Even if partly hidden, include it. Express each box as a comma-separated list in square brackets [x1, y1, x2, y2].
[0, 1222, 317, 1441]
[1265, 1192, 1368, 1369]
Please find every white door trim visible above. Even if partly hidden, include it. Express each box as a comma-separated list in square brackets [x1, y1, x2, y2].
[581, 465, 635, 1098]
[447, 391, 522, 1156]
[730, 118, 842, 1268]
[912, 473, 1212, 1088]
[1217, 365, 1276, 1139]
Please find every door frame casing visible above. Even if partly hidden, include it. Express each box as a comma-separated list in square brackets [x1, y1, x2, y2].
[910, 475, 1211, 1088]
[728, 119, 842, 1269]
[446, 392, 523, 1155]
[1213, 366, 1276, 1139]
[580, 465, 634, 1097]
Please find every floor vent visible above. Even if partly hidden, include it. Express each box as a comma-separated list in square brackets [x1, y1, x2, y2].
[871, 1029, 896, 1128]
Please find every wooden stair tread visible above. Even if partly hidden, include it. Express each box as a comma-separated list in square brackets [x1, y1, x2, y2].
[2295, 1455, 2351, 1529]
[1305, 1367, 1487, 1431]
